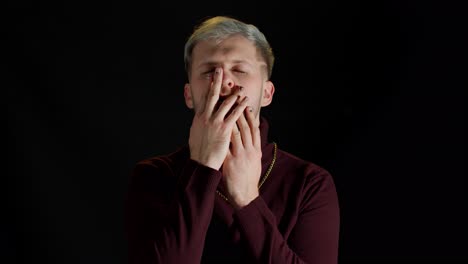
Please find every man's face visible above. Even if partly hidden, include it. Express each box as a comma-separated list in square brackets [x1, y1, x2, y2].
[184, 34, 274, 119]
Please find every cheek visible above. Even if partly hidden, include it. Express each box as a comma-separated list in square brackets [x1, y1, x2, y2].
[190, 83, 211, 102]
[244, 90, 262, 106]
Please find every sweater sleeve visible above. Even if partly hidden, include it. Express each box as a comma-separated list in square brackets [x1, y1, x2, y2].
[125, 158, 222, 264]
[233, 168, 340, 264]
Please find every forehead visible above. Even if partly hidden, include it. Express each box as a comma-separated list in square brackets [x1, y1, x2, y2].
[192, 35, 262, 67]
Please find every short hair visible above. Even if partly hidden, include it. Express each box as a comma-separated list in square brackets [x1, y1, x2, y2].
[184, 16, 275, 80]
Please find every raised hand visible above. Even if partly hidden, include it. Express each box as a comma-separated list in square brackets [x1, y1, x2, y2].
[221, 106, 263, 209]
[188, 67, 250, 170]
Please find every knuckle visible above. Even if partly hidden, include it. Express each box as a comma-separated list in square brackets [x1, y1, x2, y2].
[221, 99, 230, 107]
[214, 118, 223, 126]
[201, 115, 211, 125]
[209, 90, 218, 98]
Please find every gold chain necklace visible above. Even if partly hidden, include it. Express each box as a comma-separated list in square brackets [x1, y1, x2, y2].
[216, 142, 277, 202]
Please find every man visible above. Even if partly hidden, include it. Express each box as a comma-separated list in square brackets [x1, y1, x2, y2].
[125, 16, 340, 263]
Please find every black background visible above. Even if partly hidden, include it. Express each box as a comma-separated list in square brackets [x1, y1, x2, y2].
[6, 0, 466, 263]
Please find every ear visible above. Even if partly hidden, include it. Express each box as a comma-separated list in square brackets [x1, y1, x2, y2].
[261, 81, 275, 107]
[184, 83, 194, 109]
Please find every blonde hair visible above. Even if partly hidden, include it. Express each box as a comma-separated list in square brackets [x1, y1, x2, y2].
[184, 16, 275, 80]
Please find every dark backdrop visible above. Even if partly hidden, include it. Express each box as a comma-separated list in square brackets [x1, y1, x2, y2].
[6, 0, 466, 263]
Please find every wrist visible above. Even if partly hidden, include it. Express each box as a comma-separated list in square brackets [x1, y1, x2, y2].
[231, 191, 259, 210]
[190, 153, 222, 171]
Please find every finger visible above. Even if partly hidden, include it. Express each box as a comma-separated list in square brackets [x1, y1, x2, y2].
[204, 68, 223, 115]
[230, 121, 243, 153]
[212, 87, 243, 121]
[224, 96, 249, 127]
[237, 110, 252, 148]
[246, 106, 261, 148]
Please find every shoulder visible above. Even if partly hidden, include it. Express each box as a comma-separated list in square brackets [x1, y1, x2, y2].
[276, 148, 332, 180]
[129, 145, 189, 189]
[134, 145, 188, 172]
[275, 147, 336, 194]
[275, 147, 338, 210]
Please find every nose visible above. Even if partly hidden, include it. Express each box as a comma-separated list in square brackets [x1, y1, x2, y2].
[220, 73, 235, 96]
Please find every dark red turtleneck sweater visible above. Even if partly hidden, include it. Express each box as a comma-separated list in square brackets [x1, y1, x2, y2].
[125, 117, 340, 263]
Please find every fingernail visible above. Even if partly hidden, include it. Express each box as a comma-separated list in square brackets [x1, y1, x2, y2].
[215, 68, 221, 74]
[249, 107, 253, 112]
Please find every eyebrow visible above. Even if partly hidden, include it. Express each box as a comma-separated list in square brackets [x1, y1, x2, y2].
[196, 60, 253, 69]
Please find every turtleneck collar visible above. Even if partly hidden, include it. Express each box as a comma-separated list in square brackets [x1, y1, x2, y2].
[259, 115, 271, 149]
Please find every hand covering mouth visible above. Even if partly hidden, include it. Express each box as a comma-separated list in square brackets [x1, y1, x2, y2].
[215, 96, 239, 117]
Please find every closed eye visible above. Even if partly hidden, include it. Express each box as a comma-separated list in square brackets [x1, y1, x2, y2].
[202, 69, 215, 75]
[200, 69, 215, 78]
[200, 68, 247, 78]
